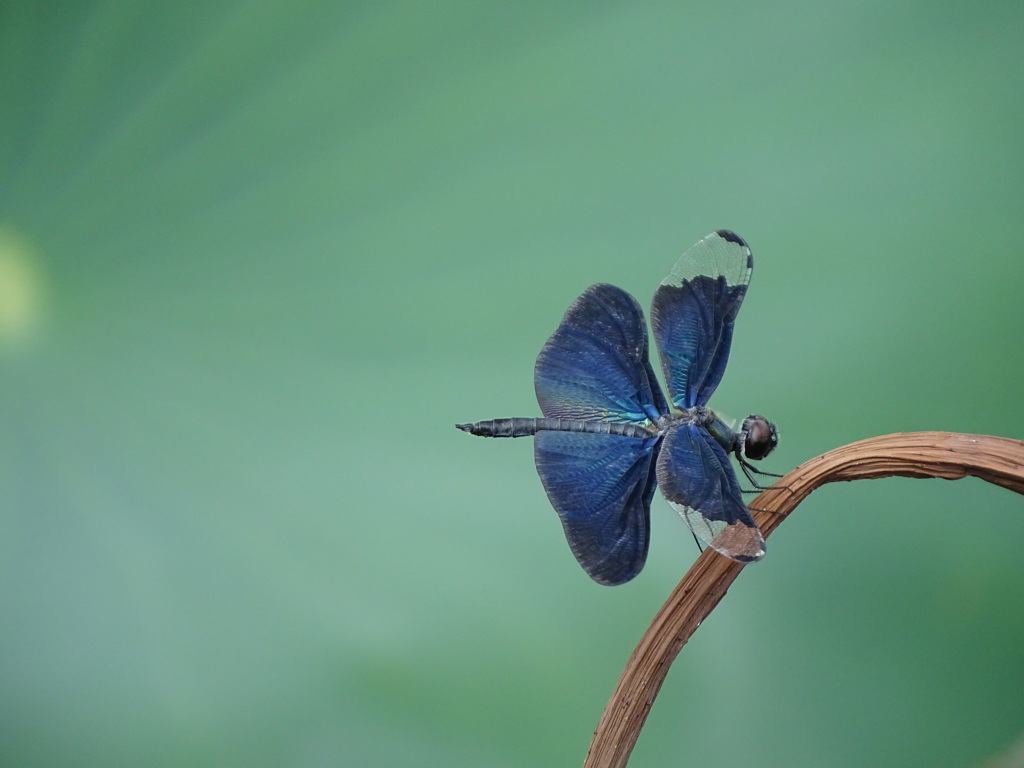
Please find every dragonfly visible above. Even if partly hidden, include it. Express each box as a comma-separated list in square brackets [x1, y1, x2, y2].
[457, 230, 778, 585]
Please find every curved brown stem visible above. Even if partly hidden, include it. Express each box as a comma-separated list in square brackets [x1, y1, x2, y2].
[583, 432, 1024, 768]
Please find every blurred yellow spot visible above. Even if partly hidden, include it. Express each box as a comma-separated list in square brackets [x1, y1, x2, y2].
[0, 225, 46, 349]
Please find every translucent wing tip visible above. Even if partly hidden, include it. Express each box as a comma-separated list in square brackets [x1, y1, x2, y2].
[709, 521, 766, 563]
[714, 229, 747, 248]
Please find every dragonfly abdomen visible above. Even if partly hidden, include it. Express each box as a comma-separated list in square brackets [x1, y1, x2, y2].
[456, 418, 654, 439]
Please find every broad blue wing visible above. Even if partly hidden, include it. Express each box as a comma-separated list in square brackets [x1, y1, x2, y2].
[533, 284, 666, 584]
[536, 283, 668, 425]
[535, 431, 661, 585]
[656, 423, 765, 562]
[650, 231, 753, 409]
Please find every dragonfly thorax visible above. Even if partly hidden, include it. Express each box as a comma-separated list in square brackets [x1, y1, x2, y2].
[656, 408, 777, 464]
[655, 406, 716, 433]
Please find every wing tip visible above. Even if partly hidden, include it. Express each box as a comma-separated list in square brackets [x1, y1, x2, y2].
[564, 531, 648, 586]
[712, 229, 753, 269]
[714, 229, 746, 247]
[588, 566, 643, 587]
[709, 521, 766, 563]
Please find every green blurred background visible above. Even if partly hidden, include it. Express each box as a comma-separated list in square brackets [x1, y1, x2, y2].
[2, 2, 1023, 766]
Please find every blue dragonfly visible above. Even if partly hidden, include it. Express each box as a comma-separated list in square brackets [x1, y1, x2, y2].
[457, 230, 778, 585]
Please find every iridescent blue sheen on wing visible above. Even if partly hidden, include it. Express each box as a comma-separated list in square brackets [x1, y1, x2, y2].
[656, 423, 765, 562]
[650, 231, 752, 409]
[535, 283, 668, 425]
[535, 431, 661, 585]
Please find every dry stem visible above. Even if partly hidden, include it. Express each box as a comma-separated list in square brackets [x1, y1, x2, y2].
[583, 432, 1024, 768]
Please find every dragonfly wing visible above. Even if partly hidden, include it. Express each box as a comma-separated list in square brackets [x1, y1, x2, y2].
[656, 423, 765, 562]
[535, 431, 661, 585]
[650, 230, 753, 409]
[536, 283, 668, 425]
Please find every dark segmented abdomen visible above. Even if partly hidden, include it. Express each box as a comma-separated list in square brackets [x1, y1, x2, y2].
[455, 418, 654, 439]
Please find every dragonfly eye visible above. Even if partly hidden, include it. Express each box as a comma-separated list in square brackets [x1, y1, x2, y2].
[741, 415, 778, 460]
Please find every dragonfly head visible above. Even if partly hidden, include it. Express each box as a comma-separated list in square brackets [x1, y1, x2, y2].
[740, 414, 778, 461]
